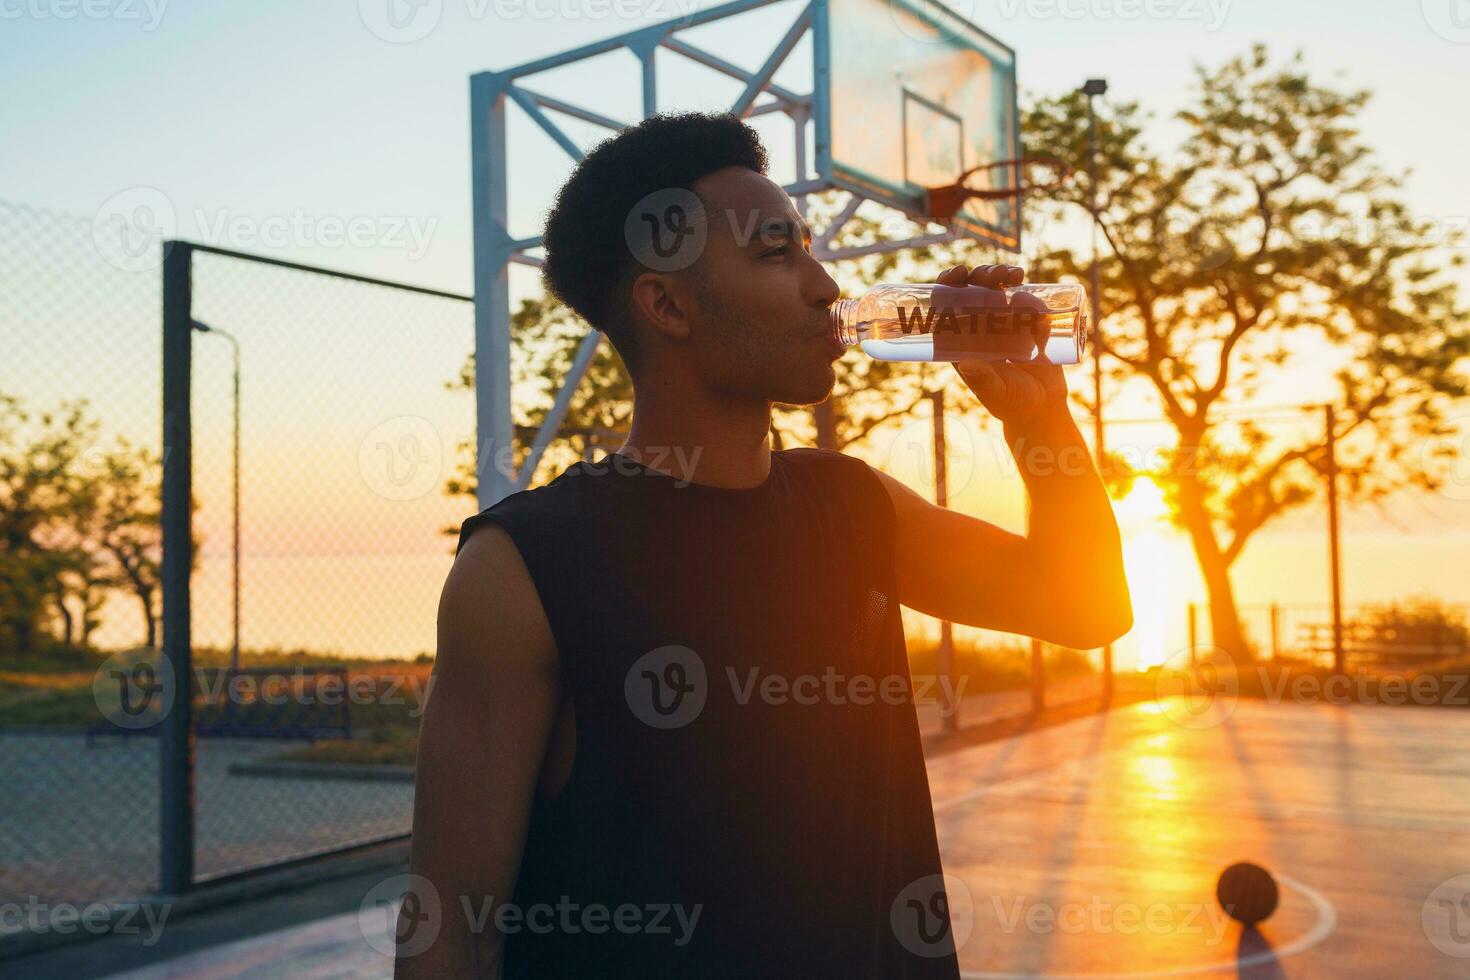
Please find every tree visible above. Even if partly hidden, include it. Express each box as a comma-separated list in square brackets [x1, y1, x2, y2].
[85, 438, 176, 650]
[1023, 45, 1469, 657]
[0, 396, 99, 654]
[0, 395, 195, 655]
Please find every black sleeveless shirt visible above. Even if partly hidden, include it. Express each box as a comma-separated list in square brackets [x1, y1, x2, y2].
[453, 448, 961, 978]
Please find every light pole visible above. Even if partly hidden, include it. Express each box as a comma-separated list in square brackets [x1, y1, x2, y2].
[1323, 404, 1344, 673]
[191, 319, 241, 674]
[927, 388, 957, 733]
[1081, 76, 1112, 702]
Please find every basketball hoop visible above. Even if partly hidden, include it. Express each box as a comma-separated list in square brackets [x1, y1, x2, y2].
[924, 157, 1075, 224]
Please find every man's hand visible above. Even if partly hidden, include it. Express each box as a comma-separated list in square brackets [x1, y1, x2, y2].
[935, 263, 1068, 429]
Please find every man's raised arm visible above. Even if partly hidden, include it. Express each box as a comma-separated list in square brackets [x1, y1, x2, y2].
[869, 262, 1132, 651]
[872, 407, 1131, 650]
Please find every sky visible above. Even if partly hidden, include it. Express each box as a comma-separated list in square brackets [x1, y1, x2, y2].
[3, 0, 1469, 662]
[3, 0, 1467, 293]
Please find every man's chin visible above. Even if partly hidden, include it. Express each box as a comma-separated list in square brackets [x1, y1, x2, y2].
[772, 365, 837, 408]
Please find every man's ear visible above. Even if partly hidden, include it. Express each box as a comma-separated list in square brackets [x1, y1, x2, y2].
[629, 270, 693, 342]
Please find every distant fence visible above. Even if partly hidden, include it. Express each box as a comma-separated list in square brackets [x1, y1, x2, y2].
[2, 200, 165, 915]
[160, 241, 473, 893]
[1, 200, 474, 937]
[1219, 602, 1470, 670]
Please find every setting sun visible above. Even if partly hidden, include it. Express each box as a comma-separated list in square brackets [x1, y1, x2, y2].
[1116, 478, 1175, 670]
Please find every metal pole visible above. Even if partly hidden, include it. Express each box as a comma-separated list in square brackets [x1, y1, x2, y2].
[230, 338, 240, 674]
[929, 389, 957, 733]
[1083, 78, 1112, 704]
[160, 241, 195, 894]
[1188, 602, 1197, 669]
[1031, 638, 1045, 715]
[470, 72, 518, 507]
[1084, 86, 1104, 463]
[191, 322, 241, 673]
[1270, 603, 1280, 661]
[1325, 405, 1345, 673]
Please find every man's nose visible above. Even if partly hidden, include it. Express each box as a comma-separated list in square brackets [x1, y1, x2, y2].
[808, 262, 841, 309]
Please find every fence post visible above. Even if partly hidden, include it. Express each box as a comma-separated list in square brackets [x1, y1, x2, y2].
[1031, 638, 1045, 715]
[1270, 603, 1280, 661]
[1187, 603, 1197, 669]
[160, 240, 195, 894]
[1325, 405, 1345, 673]
[929, 390, 958, 733]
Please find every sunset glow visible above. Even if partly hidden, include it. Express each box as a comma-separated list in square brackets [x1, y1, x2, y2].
[1116, 478, 1175, 671]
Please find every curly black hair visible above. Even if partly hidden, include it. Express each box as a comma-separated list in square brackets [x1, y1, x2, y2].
[540, 111, 770, 372]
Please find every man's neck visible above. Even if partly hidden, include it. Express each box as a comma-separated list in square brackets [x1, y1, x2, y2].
[616, 375, 773, 489]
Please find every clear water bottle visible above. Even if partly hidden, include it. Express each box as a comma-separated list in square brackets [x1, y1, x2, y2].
[829, 282, 1090, 364]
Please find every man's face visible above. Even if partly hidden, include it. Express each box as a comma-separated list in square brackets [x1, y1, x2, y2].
[676, 167, 844, 406]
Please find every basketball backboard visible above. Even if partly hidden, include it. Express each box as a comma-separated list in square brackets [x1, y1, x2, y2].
[822, 0, 1020, 249]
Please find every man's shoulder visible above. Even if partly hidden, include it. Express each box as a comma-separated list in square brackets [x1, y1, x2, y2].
[776, 447, 899, 517]
[775, 446, 882, 485]
[775, 446, 872, 472]
[454, 460, 597, 558]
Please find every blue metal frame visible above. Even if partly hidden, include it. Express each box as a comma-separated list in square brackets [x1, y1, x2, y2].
[469, 0, 1019, 504]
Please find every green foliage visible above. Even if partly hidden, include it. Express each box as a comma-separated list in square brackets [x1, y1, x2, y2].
[1351, 597, 1470, 654]
[272, 727, 419, 767]
[1023, 45, 1469, 651]
[907, 635, 1095, 694]
[0, 395, 194, 657]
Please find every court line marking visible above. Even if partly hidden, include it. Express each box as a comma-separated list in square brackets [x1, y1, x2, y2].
[954, 874, 1336, 979]
[931, 749, 1342, 979]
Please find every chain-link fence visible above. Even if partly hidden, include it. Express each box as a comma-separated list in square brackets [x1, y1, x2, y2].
[0, 200, 477, 944]
[1235, 601, 1470, 672]
[1, 200, 165, 912]
[169, 243, 474, 889]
